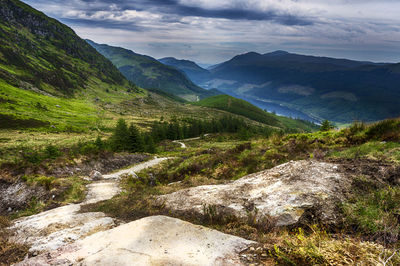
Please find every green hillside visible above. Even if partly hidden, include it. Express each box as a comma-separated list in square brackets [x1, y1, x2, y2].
[0, 0, 147, 131]
[193, 95, 317, 131]
[0, 0, 136, 96]
[87, 40, 218, 101]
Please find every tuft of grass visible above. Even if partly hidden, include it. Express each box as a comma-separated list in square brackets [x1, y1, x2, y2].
[57, 177, 88, 204]
[342, 186, 400, 243]
[264, 226, 400, 266]
[329, 141, 400, 162]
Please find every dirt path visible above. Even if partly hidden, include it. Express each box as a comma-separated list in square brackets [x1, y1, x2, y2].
[9, 157, 171, 253]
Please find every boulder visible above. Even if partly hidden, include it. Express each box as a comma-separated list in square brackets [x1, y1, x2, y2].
[157, 160, 351, 226]
[89, 170, 102, 181]
[16, 216, 255, 265]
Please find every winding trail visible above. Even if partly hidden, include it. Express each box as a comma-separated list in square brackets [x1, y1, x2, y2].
[9, 157, 171, 253]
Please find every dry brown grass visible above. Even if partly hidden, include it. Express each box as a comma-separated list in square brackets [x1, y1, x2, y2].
[0, 216, 29, 265]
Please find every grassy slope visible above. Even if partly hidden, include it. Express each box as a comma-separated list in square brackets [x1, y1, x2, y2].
[0, 0, 134, 96]
[87, 40, 218, 101]
[193, 95, 317, 131]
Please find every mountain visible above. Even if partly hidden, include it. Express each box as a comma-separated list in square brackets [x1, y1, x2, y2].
[0, 0, 143, 131]
[87, 41, 218, 101]
[158, 57, 210, 84]
[193, 95, 317, 131]
[199, 51, 400, 123]
[0, 0, 134, 96]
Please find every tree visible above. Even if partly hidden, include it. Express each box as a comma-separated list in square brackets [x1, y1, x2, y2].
[94, 135, 104, 150]
[320, 120, 334, 131]
[127, 123, 144, 152]
[145, 135, 157, 154]
[111, 118, 129, 151]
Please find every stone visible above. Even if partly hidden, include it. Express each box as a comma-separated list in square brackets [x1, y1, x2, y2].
[16, 216, 255, 265]
[9, 204, 115, 253]
[157, 160, 350, 226]
[89, 170, 102, 181]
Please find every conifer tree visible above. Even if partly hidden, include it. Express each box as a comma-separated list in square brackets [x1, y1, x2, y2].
[320, 120, 334, 131]
[111, 118, 129, 151]
[127, 123, 144, 152]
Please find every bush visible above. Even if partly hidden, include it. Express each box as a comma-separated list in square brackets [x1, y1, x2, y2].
[366, 119, 400, 141]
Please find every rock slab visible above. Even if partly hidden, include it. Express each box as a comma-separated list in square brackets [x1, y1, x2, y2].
[17, 215, 255, 266]
[158, 160, 350, 226]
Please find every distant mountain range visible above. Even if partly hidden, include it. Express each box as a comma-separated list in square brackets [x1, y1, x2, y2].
[165, 51, 400, 123]
[88, 41, 219, 101]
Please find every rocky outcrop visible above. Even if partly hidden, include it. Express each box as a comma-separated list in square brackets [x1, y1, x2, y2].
[8, 158, 172, 254]
[16, 216, 255, 266]
[157, 160, 351, 226]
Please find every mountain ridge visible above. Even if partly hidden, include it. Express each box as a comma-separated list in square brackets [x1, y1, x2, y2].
[190, 50, 400, 123]
[87, 40, 218, 101]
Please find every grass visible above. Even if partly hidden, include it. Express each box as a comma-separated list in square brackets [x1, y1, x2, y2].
[11, 175, 88, 219]
[263, 226, 400, 265]
[193, 95, 281, 126]
[329, 141, 400, 163]
[342, 184, 400, 242]
[0, 216, 29, 265]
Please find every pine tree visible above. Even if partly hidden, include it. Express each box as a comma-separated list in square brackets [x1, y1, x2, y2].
[320, 120, 334, 131]
[127, 123, 144, 152]
[111, 118, 129, 151]
[145, 135, 157, 154]
[94, 135, 104, 150]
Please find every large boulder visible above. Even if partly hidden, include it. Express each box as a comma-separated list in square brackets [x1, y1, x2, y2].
[157, 160, 351, 226]
[16, 216, 255, 265]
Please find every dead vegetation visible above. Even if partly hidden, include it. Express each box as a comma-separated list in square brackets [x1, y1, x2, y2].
[0, 216, 29, 265]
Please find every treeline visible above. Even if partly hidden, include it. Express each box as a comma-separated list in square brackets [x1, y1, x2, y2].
[108, 115, 277, 153]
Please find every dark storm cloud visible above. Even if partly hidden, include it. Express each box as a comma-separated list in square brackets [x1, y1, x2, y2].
[60, 18, 145, 31]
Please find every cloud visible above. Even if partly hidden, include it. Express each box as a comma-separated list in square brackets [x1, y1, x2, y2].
[22, 0, 400, 63]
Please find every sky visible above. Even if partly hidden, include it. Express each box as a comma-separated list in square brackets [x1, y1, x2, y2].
[24, 0, 400, 64]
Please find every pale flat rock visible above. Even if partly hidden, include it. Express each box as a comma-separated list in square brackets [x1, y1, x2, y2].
[18, 216, 255, 266]
[9, 157, 172, 254]
[9, 204, 115, 252]
[157, 160, 350, 226]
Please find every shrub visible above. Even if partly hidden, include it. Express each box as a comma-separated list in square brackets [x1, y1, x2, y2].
[44, 144, 61, 159]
